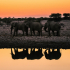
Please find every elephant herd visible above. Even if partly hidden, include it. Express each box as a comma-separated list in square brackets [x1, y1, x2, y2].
[11, 20, 64, 36]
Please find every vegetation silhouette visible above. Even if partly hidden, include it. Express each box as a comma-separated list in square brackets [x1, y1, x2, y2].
[49, 13, 61, 21]
[0, 13, 70, 26]
[44, 48, 61, 60]
[63, 13, 70, 20]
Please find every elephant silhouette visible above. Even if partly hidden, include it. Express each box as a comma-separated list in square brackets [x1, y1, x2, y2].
[11, 21, 28, 36]
[44, 48, 61, 60]
[25, 21, 43, 36]
[27, 48, 43, 60]
[11, 48, 28, 59]
[44, 21, 61, 36]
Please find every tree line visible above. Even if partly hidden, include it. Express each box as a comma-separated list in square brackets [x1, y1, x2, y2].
[0, 13, 70, 25]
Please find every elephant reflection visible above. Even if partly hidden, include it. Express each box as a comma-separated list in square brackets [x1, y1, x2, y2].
[44, 48, 61, 60]
[27, 48, 43, 60]
[11, 48, 28, 59]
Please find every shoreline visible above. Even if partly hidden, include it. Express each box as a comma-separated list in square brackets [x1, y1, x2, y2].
[0, 36, 70, 49]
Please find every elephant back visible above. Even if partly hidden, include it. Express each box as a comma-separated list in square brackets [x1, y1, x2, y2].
[49, 21, 61, 30]
[32, 22, 42, 26]
[32, 22, 42, 29]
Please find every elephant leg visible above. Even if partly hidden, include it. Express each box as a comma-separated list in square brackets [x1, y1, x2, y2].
[11, 28, 12, 35]
[48, 28, 51, 36]
[22, 29, 24, 36]
[26, 29, 28, 36]
[52, 30, 55, 36]
[48, 30, 51, 36]
[40, 30, 42, 36]
[13, 28, 16, 36]
[25, 28, 28, 36]
[22, 31, 24, 36]
[16, 30, 18, 36]
[38, 31, 40, 36]
[30, 29, 32, 36]
[58, 31, 60, 36]
[57, 30, 60, 36]
[33, 30, 35, 36]
[26, 31, 28, 36]
[11, 26, 13, 35]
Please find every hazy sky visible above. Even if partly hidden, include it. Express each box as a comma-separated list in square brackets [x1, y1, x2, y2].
[0, 0, 70, 18]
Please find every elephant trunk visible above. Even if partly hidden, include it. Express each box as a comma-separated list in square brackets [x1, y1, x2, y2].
[44, 26, 48, 32]
[11, 25, 13, 35]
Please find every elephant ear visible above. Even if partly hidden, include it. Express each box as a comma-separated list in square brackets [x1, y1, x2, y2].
[13, 22, 17, 27]
[25, 23, 29, 28]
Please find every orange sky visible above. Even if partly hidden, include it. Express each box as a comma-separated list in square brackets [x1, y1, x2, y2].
[0, 0, 70, 18]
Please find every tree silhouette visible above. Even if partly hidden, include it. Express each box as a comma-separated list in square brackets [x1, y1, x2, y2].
[63, 13, 70, 20]
[2, 17, 12, 25]
[49, 13, 61, 21]
[0, 17, 2, 21]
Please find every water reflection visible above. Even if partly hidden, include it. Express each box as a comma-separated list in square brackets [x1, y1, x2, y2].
[44, 48, 61, 60]
[27, 48, 43, 60]
[11, 48, 61, 60]
[11, 48, 28, 59]
[0, 49, 70, 70]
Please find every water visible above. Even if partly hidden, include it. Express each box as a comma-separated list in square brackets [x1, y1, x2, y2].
[0, 48, 70, 70]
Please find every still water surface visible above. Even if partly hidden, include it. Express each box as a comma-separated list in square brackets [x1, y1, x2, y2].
[0, 49, 70, 70]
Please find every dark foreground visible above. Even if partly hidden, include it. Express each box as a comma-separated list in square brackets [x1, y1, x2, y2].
[0, 35, 70, 49]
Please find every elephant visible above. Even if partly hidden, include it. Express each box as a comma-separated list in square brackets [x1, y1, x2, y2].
[25, 21, 43, 36]
[44, 21, 61, 36]
[11, 21, 28, 36]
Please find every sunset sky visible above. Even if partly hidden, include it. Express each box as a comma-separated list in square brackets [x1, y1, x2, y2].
[0, 0, 70, 18]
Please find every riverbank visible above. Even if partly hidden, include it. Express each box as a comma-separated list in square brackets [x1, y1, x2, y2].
[0, 36, 70, 49]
